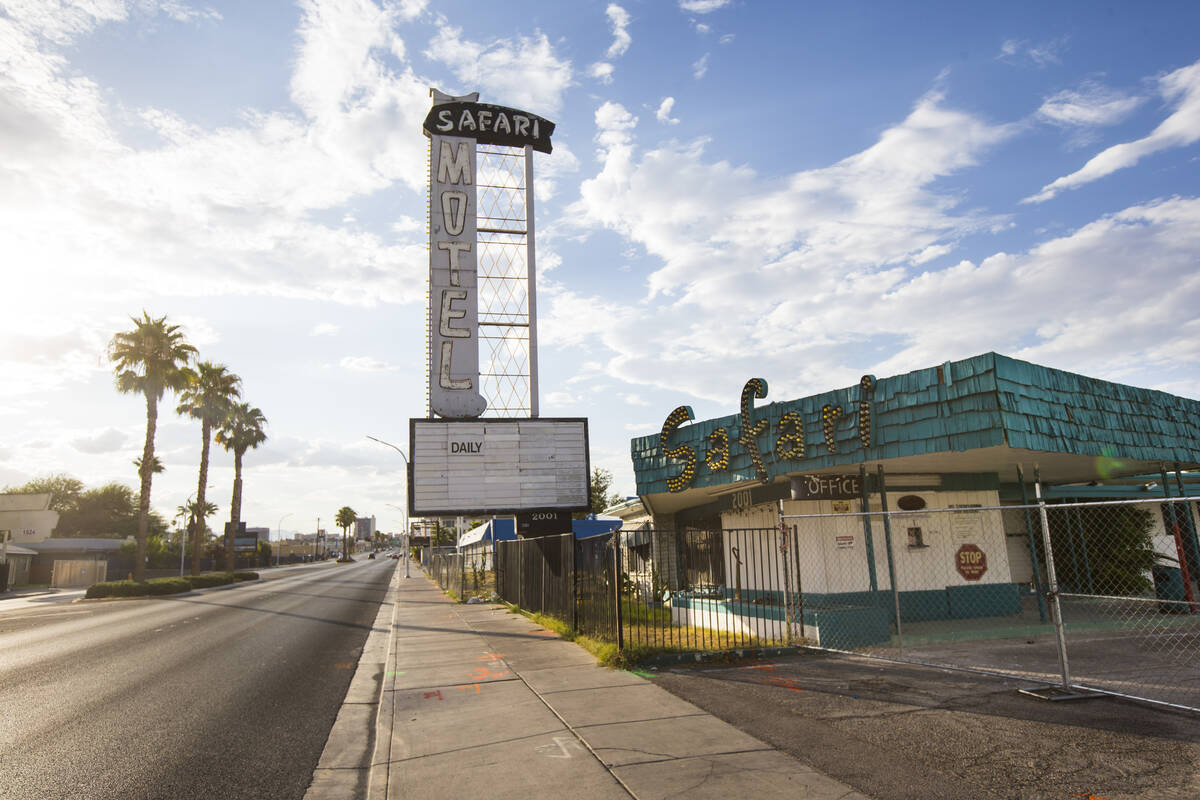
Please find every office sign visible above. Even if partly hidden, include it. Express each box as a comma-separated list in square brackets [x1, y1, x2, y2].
[410, 418, 590, 516]
[790, 474, 862, 501]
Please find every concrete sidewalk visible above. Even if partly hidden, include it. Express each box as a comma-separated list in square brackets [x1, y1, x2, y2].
[358, 572, 866, 800]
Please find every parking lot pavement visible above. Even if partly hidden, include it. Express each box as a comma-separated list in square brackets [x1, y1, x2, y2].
[649, 651, 1200, 800]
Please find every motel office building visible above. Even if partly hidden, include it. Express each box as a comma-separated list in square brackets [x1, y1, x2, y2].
[628, 353, 1200, 644]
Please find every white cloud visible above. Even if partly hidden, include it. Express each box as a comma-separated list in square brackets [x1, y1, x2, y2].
[617, 392, 650, 406]
[589, 61, 615, 85]
[604, 4, 631, 59]
[1026, 59, 1200, 203]
[679, 0, 730, 12]
[692, 52, 709, 79]
[71, 427, 128, 455]
[396, 0, 428, 20]
[340, 356, 400, 372]
[532, 141, 580, 203]
[871, 196, 1200, 382]
[0, 0, 434, 352]
[544, 391, 579, 406]
[1037, 80, 1143, 128]
[655, 97, 679, 125]
[997, 37, 1067, 68]
[390, 215, 420, 233]
[694, 22, 710, 34]
[156, 2, 222, 24]
[311, 322, 340, 336]
[424, 23, 572, 114]
[559, 86, 1026, 402]
[719, 33, 734, 45]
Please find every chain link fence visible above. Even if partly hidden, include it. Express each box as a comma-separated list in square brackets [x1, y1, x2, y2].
[781, 497, 1200, 712]
[428, 550, 465, 599]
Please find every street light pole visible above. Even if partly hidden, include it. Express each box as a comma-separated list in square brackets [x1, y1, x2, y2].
[367, 435, 410, 579]
[276, 512, 292, 567]
[385, 504, 410, 579]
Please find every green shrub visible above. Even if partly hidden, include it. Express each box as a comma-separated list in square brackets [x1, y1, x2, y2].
[232, 571, 259, 582]
[145, 577, 192, 595]
[86, 580, 132, 598]
[187, 572, 235, 589]
[85, 577, 191, 598]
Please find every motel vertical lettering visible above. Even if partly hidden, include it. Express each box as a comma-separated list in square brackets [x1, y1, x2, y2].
[429, 116, 487, 417]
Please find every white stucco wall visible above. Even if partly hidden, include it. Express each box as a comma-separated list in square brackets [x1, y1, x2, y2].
[0, 509, 59, 545]
[713, 489, 1015, 596]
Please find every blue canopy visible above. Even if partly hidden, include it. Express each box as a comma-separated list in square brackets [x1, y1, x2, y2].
[458, 518, 516, 548]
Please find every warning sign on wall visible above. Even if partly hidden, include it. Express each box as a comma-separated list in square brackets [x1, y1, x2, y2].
[955, 544, 988, 581]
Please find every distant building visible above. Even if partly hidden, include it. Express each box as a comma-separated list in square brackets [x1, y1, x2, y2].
[355, 516, 376, 541]
[0, 493, 60, 546]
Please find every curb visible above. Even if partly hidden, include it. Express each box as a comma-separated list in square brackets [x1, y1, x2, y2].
[304, 563, 399, 800]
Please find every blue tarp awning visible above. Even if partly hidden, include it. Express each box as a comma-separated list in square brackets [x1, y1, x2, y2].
[458, 518, 516, 548]
[573, 517, 622, 539]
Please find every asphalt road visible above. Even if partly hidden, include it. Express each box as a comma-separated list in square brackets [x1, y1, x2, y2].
[0, 558, 394, 800]
[650, 651, 1200, 800]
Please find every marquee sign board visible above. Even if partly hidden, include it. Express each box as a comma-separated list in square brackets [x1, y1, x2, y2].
[409, 418, 590, 517]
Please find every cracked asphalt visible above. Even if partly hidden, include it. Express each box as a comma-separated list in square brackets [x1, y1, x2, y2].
[649, 651, 1200, 800]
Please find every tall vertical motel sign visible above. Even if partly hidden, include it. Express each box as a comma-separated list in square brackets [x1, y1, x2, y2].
[422, 90, 555, 418]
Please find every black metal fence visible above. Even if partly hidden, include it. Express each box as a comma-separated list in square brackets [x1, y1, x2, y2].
[495, 528, 791, 653]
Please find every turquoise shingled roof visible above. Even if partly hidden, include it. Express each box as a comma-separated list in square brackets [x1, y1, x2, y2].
[630, 353, 1200, 497]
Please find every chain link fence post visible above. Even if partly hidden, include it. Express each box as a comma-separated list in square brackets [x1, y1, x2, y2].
[1034, 467, 1073, 690]
[877, 465, 904, 656]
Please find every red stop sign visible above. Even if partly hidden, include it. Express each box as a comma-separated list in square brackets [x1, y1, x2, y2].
[956, 544, 987, 581]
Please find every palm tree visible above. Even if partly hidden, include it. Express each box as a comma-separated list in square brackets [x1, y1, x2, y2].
[181, 498, 219, 567]
[216, 403, 268, 571]
[335, 506, 357, 562]
[108, 313, 196, 581]
[177, 362, 241, 574]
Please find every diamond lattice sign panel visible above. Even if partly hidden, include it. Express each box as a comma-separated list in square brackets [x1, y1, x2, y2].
[409, 418, 591, 516]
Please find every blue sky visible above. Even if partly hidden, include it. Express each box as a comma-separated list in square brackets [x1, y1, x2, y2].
[2, 0, 1199, 538]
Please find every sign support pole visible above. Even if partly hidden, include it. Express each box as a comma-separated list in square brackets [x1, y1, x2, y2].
[1034, 465, 1073, 690]
[526, 144, 540, 418]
